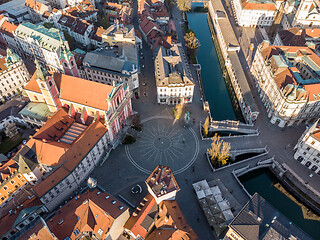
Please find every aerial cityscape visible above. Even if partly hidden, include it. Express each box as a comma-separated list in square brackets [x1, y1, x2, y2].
[0, 0, 319, 239]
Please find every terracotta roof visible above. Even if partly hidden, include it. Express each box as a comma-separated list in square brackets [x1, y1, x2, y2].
[0, 196, 42, 237]
[124, 193, 157, 238]
[20, 220, 57, 240]
[0, 56, 8, 72]
[32, 115, 108, 197]
[25, 0, 48, 13]
[150, 200, 198, 240]
[304, 28, 320, 39]
[24, 71, 115, 111]
[0, 159, 18, 183]
[241, 0, 277, 11]
[89, 26, 105, 41]
[58, 14, 90, 35]
[47, 188, 127, 240]
[65, 0, 97, 19]
[145, 165, 180, 198]
[0, 20, 18, 37]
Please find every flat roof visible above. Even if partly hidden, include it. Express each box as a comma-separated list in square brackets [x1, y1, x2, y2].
[0, 0, 29, 16]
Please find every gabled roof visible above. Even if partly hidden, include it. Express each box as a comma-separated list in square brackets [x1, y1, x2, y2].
[24, 71, 115, 111]
[31, 114, 108, 197]
[0, 20, 17, 37]
[147, 200, 198, 240]
[124, 193, 157, 238]
[0, 196, 43, 237]
[47, 188, 127, 239]
[20, 219, 57, 240]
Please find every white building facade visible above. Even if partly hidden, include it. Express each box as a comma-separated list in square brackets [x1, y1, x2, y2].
[0, 48, 30, 102]
[155, 44, 194, 105]
[232, 0, 279, 27]
[293, 0, 320, 28]
[14, 22, 79, 77]
[294, 120, 320, 174]
[251, 41, 320, 127]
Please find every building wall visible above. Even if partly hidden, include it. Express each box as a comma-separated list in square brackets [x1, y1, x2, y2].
[294, 122, 320, 174]
[251, 45, 320, 127]
[293, 0, 320, 28]
[83, 65, 139, 91]
[39, 131, 108, 211]
[225, 228, 245, 240]
[0, 115, 26, 130]
[0, 60, 30, 101]
[157, 85, 194, 105]
[233, 0, 277, 27]
[0, 173, 28, 207]
[107, 208, 130, 240]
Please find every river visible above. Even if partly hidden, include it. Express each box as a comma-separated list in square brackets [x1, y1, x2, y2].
[187, 7, 237, 121]
[240, 169, 320, 239]
[187, 5, 320, 239]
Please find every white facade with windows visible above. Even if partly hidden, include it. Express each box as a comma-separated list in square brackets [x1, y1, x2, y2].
[155, 43, 194, 105]
[0, 49, 30, 102]
[293, 0, 320, 28]
[232, 0, 279, 27]
[251, 41, 320, 127]
[294, 120, 320, 174]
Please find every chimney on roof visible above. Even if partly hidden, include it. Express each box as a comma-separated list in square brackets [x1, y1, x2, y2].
[42, 139, 47, 143]
[133, 212, 137, 216]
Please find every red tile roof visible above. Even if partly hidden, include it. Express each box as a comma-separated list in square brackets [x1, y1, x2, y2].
[24, 72, 115, 111]
[31, 113, 108, 197]
[0, 196, 42, 237]
[20, 220, 57, 240]
[124, 193, 157, 238]
[0, 20, 18, 37]
[241, 0, 277, 11]
[46, 188, 127, 240]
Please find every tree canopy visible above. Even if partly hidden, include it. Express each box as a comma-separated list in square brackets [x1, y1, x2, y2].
[184, 31, 201, 50]
[177, 0, 191, 12]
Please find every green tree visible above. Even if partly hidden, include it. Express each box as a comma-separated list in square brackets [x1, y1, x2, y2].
[203, 116, 209, 137]
[177, 0, 191, 12]
[96, 11, 110, 29]
[63, 31, 75, 50]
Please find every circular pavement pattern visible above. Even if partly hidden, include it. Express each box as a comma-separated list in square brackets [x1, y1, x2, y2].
[125, 116, 199, 174]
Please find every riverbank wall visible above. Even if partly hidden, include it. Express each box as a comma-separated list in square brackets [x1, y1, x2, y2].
[234, 159, 320, 216]
[207, 0, 258, 124]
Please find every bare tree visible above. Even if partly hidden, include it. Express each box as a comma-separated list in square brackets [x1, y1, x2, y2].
[203, 116, 209, 137]
[184, 31, 201, 50]
[5, 122, 18, 138]
[177, 0, 191, 12]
